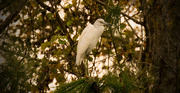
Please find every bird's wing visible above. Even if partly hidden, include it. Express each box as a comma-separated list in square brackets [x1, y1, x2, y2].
[76, 24, 95, 65]
[79, 23, 93, 40]
[77, 24, 94, 55]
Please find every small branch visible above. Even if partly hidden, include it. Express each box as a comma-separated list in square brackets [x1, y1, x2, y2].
[110, 27, 120, 63]
[95, 0, 106, 6]
[137, 44, 143, 64]
[123, 15, 142, 40]
[36, 0, 56, 13]
[16, 48, 27, 69]
[63, 68, 80, 78]
[121, 12, 144, 25]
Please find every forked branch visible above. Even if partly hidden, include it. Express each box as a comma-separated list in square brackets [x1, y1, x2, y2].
[95, 0, 144, 25]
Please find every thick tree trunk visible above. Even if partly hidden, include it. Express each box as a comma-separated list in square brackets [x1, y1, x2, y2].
[144, 0, 180, 92]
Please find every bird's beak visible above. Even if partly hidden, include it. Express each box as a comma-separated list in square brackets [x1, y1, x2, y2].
[103, 22, 112, 26]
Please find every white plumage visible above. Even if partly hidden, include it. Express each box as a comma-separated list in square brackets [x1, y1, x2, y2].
[76, 18, 111, 65]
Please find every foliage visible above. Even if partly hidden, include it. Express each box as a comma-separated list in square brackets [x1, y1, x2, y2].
[55, 71, 140, 93]
[0, 36, 35, 92]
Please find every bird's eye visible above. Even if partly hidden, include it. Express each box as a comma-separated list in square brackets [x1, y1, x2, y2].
[100, 21, 103, 23]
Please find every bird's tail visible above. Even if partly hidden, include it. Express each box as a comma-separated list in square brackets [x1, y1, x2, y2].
[76, 55, 82, 66]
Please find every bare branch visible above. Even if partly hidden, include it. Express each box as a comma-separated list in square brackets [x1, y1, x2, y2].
[16, 48, 27, 69]
[95, 0, 106, 6]
[63, 68, 81, 78]
[121, 12, 144, 25]
[123, 15, 142, 41]
[36, 0, 56, 13]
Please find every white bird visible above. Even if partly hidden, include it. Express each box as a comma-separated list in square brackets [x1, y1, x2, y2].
[76, 18, 111, 65]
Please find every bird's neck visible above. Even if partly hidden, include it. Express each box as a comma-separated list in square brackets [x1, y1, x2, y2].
[93, 25, 104, 37]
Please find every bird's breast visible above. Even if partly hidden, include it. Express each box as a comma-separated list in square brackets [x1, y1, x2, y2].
[94, 26, 104, 36]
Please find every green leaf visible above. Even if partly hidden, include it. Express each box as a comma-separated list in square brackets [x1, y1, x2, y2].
[67, 20, 73, 26]
[87, 56, 93, 61]
[61, 36, 67, 39]
[65, 4, 73, 9]
[41, 41, 50, 50]
[53, 49, 61, 57]
[51, 35, 60, 42]
[58, 39, 66, 44]
[57, 27, 61, 30]
[46, 13, 53, 19]
[56, 74, 66, 83]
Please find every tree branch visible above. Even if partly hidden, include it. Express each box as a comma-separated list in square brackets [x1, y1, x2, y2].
[63, 68, 81, 78]
[0, 0, 27, 35]
[123, 15, 141, 40]
[121, 12, 144, 25]
[95, 0, 144, 25]
[36, 0, 56, 13]
[16, 48, 27, 69]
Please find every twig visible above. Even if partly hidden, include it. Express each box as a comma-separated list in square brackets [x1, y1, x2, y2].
[123, 15, 142, 41]
[16, 48, 27, 69]
[63, 68, 80, 78]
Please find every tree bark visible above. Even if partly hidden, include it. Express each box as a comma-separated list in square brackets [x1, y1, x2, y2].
[144, 0, 180, 92]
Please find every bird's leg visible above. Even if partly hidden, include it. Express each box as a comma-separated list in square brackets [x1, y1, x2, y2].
[92, 59, 96, 78]
[84, 58, 88, 77]
[84, 50, 89, 77]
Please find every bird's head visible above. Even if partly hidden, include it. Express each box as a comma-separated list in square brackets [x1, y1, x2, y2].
[94, 18, 111, 26]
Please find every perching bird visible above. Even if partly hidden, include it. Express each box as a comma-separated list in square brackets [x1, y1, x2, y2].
[76, 18, 111, 65]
